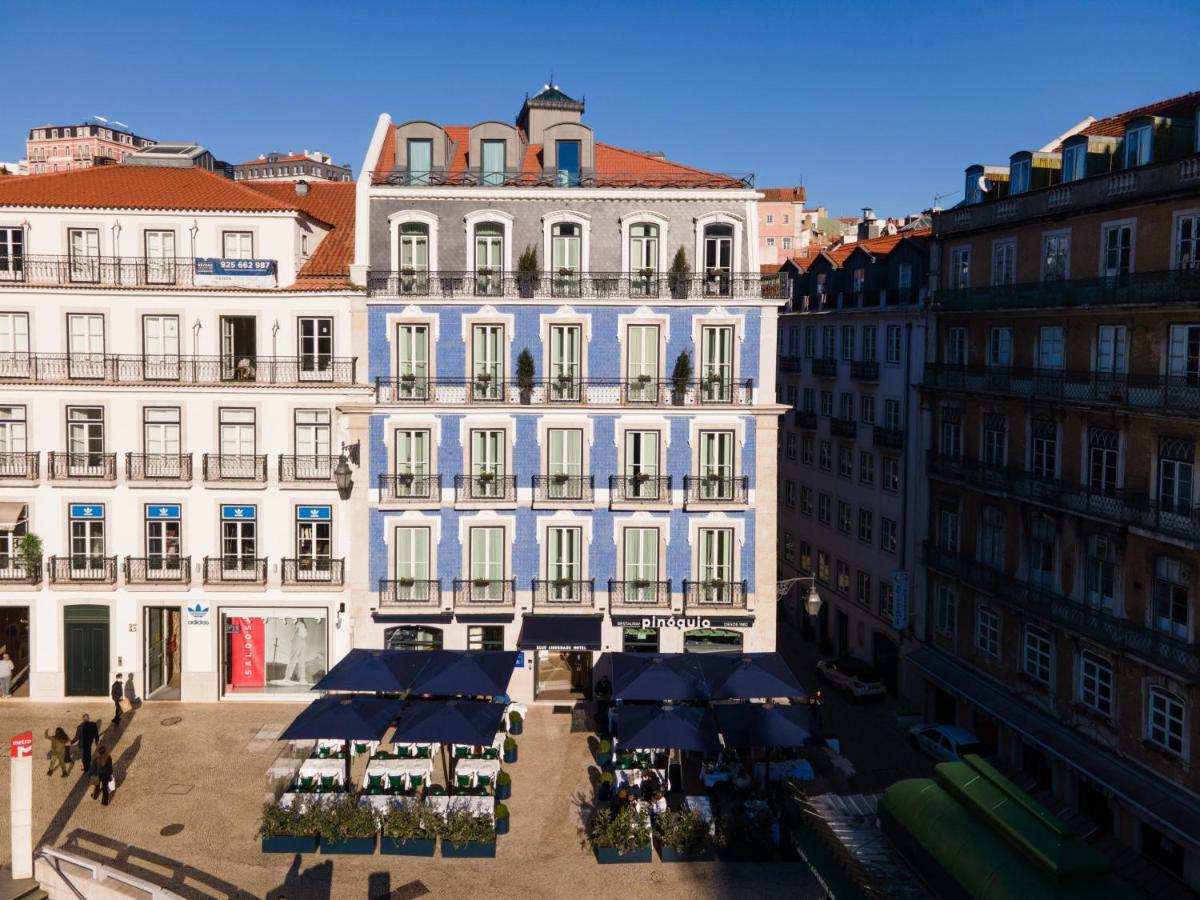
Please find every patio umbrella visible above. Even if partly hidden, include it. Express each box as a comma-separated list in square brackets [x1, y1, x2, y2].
[713, 702, 818, 749]
[279, 695, 405, 784]
[610, 653, 712, 702]
[389, 700, 508, 787]
[310, 648, 433, 694]
[705, 653, 806, 701]
[614, 703, 721, 754]
[410, 650, 518, 698]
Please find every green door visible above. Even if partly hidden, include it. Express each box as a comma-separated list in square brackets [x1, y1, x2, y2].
[64, 604, 109, 696]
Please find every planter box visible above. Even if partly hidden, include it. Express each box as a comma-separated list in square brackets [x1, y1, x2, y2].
[594, 845, 652, 864]
[261, 834, 318, 854]
[496, 782, 511, 800]
[380, 836, 436, 857]
[659, 844, 716, 863]
[495, 816, 510, 835]
[319, 835, 377, 855]
[508, 719, 523, 736]
[503, 746, 518, 764]
[441, 839, 497, 859]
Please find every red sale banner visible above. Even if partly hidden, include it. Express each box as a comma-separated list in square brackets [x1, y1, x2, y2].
[230, 617, 265, 688]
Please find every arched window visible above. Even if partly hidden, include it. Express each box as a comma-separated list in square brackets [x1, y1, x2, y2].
[474, 222, 504, 297]
[384, 625, 443, 651]
[630, 223, 659, 297]
[552, 222, 581, 297]
[703, 224, 733, 297]
[399, 223, 429, 294]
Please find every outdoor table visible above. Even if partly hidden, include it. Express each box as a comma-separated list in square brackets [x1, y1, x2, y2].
[451, 734, 503, 759]
[755, 758, 814, 783]
[365, 758, 435, 788]
[454, 758, 501, 786]
[700, 764, 734, 787]
[297, 759, 346, 783]
[425, 794, 495, 818]
[684, 796, 714, 820]
[315, 739, 346, 755]
[614, 768, 667, 792]
[359, 794, 416, 813]
[279, 790, 341, 809]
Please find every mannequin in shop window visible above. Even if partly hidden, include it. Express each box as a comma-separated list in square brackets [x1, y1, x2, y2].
[282, 618, 309, 684]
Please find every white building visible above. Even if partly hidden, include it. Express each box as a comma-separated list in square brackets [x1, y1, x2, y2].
[0, 163, 366, 702]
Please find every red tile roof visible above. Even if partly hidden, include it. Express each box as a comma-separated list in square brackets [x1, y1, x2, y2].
[843, 229, 931, 261]
[758, 186, 807, 203]
[248, 181, 356, 289]
[1077, 90, 1200, 140]
[0, 165, 301, 213]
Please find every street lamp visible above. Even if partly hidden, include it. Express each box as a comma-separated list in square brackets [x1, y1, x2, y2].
[804, 579, 822, 618]
[334, 441, 360, 499]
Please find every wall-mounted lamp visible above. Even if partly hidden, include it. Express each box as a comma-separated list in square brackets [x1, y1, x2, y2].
[334, 441, 361, 499]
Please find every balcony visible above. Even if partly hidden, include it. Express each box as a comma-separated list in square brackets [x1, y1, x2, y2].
[278, 455, 337, 483]
[378, 473, 441, 502]
[452, 578, 516, 608]
[378, 578, 443, 609]
[374, 377, 755, 407]
[281, 558, 345, 586]
[683, 579, 749, 610]
[794, 411, 818, 430]
[0, 353, 357, 385]
[609, 474, 672, 505]
[0, 561, 40, 585]
[47, 452, 116, 481]
[532, 475, 594, 506]
[830, 417, 857, 439]
[532, 578, 596, 609]
[202, 454, 267, 482]
[922, 542, 1200, 682]
[0, 451, 38, 480]
[203, 556, 267, 585]
[453, 474, 517, 505]
[928, 452, 1200, 545]
[608, 579, 672, 610]
[365, 270, 788, 301]
[377, 167, 755, 190]
[933, 270, 1200, 314]
[684, 475, 749, 506]
[48, 556, 117, 585]
[922, 363, 1200, 418]
[810, 357, 838, 378]
[126, 453, 192, 482]
[779, 355, 803, 373]
[850, 361, 879, 381]
[124, 556, 191, 585]
[0, 254, 274, 289]
[873, 426, 905, 451]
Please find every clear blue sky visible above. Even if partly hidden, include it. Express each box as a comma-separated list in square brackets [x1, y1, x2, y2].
[5, 0, 1198, 216]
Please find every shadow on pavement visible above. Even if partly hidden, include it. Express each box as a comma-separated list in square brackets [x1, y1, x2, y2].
[263, 852, 332, 900]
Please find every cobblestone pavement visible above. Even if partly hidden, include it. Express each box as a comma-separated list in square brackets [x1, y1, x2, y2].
[0, 699, 823, 900]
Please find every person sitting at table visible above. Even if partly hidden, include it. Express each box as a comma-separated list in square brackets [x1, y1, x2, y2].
[650, 790, 667, 814]
[732, 766, 752, 791]
[640, 770, 662, 796]
[614, 786, 631, 809]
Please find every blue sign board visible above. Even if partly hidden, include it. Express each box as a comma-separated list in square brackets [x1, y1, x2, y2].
[892, 571, 910, 630]
[514, 651, 525, 668]
[194, 258, 276, 277]
[68, 504, 104, 519]
[297, 505, 331, 521]
[220, 505, 256, 520]
[145, 504, 181, 519]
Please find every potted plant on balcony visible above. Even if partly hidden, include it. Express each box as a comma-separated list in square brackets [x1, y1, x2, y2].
[671, 351, 693, 406]
[17, 533, 42, 582]
[668, 247, 690, 299]
[508, 709, 523, 736]
[589, 805, 652, 864]
[517, 246, 539, 298]
[503, 735, 518, 764]
[494, 802, 510, 836]
[440, 810, 497, 858]
[258, 798, 318, 854]
[473, 577, 492, 589]
[516, 348, 535, 405]
[496, 769, 512, 799]
[313, 794, 378, 855]
[379, 801, 438, 857]
[596, 738, 612, 767]
[655, 808, 716, 862]
[552, 473, 571, 486]
[397, 576, 416, 588]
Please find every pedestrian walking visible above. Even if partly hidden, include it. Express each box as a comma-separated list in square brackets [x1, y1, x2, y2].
[124, 672, 140, 708]
[89, 745, 114, 806]
[71, 713, 100, 773]
[44, 727, 73, 777]
[0, 651, 13, 698]
[111, 673, 125, 723]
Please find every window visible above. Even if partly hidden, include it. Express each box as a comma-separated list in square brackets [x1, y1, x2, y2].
[821, 326, 835, 359]
[801, 435, 814, 466]
[785, 432, 797, 460]
[982, 415, 1007, 466]
[66, 406, 105, 472]
[0, 405, 27, 467]
[1079, 652, 1113, 717]
[1023, 626, 1052, 683]
[858, 509, 873, 544]
[700, 325, 734, 402]
[1152, 556, 1190, 640]
[1102, 223, 1133, 278]
[886, 325, 902, 363]
[852, 268, 865, 299]
[698, 430, 735, 500]
[1095, 325, 1127, 377]
[555, 139, 581, 186]
[837, 500, 851, 534]
[883, 398, 901, 431]
[141, 314, 180, 378]
[820, 391, 833, 417]
[1031, 420, 1057, 479]
[703, 224, 733, 292]
[840, 325, 855, 361]
[144, 230, 176, 284]
[141, 406, 181, 476]
[799, 541, 811, 573]
[1029, 516, 1057, 587]
[469, 429, 506, 498]
[468, 526, 506, 601]
[765, 214, 774, 225]
[222, 231, 253, 259]
[68, 228, 99, 282]
[861, 326, 877, 362]
[836, 560, 850, 595]
[782, 237, 791, 249]
[802, 388, 815, 413]
[392, 526, 431, 600]
[766, 238, 775, 248]
[819, 441, 832, 472]
[799, 486, 812, 516]
[857, 571, 871, 606]
[976, 607, 1000, 658]
[881, 517, 897, 554]
[395, 323, 429, 397]
[295, 505, 332, 573]
[0, 501, 28, 568]
[935, 587, 957, 634]
[1157, 436, 1194, 517]
[940, 408, 962, 458]
[1084, 535, 1118, 612]
[1009, 159, 1031, 195]
[399, 223, 430, 287]
[938, 502, 960, 552]
[407, 138, 433, 184]
[979, 506, 1005, 569]
[0, 227, 25, 278]
[220, 504, 256, 571]
[546, 526, 583, 600]
[781, 531, 795, 562]
[298, 317, 333, 378]
[883, 458, 900, 493]
[859, 451, 875, 485]
[784, 481, 796, 507]
[1037, 326, 1064, 371]
[697, 527, 734, 596]
[1147, 688, 1185, 755]
[480, 140, 506, 186]
[391, 428, 430, 496]
[1088, 428, 1119, 493]
[546, 428, 584, 499]
[817, 493, 831, 524]
[68, 504, 105, 572]
[879, 581, 894, 622]
[816, 549, 830, 583]
[623, 627, 659, 654]
[896, 263, 912, 300]
[838, 445, 853, 478]
[861, 396, 875, 425]
[1177, 213, 1200, 271]
[986, 326, 1011, 368]
[629, 223, 659, 294]
[992, 240, 1016, 286]
[67, 313, 105, 378]
[474, 223, 504, 296]
[1042, 233, 1069, 282]
[1062, 142, 1086, 183]
[471, 324, 504, 400]
[468, 625, 504, 651]
[804, 326, 816, 358]
[1123, 125, 1152, 168]
[1167, 324, 1200, 387]
[949, 246, 971, 290]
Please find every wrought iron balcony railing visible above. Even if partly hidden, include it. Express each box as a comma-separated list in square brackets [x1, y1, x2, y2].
[203, 556, 268, 585]
[378, 578, 443, 609]
[779, 355, 803, 373]
[683, 579, 749, 609]
[873, 426, 905, 451]
[850, 361, 880, 381]
[453, 474, 517, 504]
[202, 454, 268, 482]
[0, 451, 38, 480]
[0, 352, 357, 385]
[0, 560, 40, 584]
[934, 269, 1200, 313]
[365, 269, 788, 301]
[374, 376, 755, 407]
[124, 556, 191, 585]
[47, 452, 116, 480]
[608, 579, 672, 609]
[532, 578, 596, 608]
[794, 410, 818, 430]
[0, 254, 271, 289]
[376, 168, 755, 189]
[922, 542, 1200, 681]
[126, 453, 192, 481]
[48, 555, 117, 585]
[683, 475, 749, 505]
[532, 474, 594, 504]
[452, 578, 516, 608]
[830, 417, 857, 439]
[378, 473, 441, 501]
[810, 357, 838, 378]
[609, 474, 672, 504]
[278, 455, 337, 483]
[281, 558, 344, 586]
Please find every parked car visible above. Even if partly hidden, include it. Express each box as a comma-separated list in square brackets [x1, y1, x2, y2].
[908, 723, 987, 762]
[814, 656, 887, 700]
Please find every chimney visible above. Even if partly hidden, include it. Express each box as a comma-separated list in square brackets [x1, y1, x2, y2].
[857, 207, 883, 242]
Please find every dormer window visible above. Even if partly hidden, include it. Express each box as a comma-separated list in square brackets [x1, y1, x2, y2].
[481, 140, 506, 186]
[407, 138, 433, 185]
[556, 140, 581, 187]
[1062, 142, 1086, 183]
[964, 171, 982, 205]
[1009, 158, 1031, 195]
[1124, 124, 1152, 168]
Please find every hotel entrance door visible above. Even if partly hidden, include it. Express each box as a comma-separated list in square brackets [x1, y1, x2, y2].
[534, 651, 592, 701]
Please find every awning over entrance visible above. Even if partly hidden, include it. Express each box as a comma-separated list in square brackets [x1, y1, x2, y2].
[517, 615, 602, 652]
[908, 646, 1200, 851]
[0, 501, 26, 531]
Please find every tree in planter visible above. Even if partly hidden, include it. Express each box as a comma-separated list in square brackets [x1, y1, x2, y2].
[668, 247, 691, 299]
[309, 794, 378, 846]
[442, 810, 496, 848]
[516, 348, 536, 402]
[671, 351, 693, 403]
[588, 805, 650, 855]
[257, 799, 315, 840]
[654, 808, 714, 857]
[517, 246, 540, 297]
[16, 532, 42, 579]
[379, 801, 439, 844]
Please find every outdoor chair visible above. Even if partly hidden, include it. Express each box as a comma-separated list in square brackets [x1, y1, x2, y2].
[318, 747, 330, 759]
[456, 774, 473, 791]
[428, 783, 445, 796]
[355, 742, 368, 755]
[387, 775, 405, 793]
[454, 746, 470, 759]
[299, 776, 316, 791]
[477, 775, 492, 790]
[409, 775, 424, 793]
[320, 775, 336, 791]
[367, 774, 385, 793]
[483, 747, 499, 760]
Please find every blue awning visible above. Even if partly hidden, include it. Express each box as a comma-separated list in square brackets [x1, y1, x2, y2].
[517, 615, 602, 652]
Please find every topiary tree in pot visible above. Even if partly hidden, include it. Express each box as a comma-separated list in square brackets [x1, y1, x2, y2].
[516, 348, 535, 404]
[671, 351, 693, 406]
[517, 246, 539, 298]
[668, 246, 691, 299]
